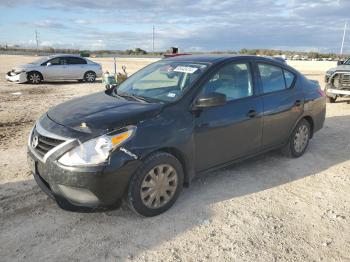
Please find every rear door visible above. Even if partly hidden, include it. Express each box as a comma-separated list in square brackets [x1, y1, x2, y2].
[256, 62, 304, 148]
[66, 57, 87, 79]
[194, 61, 263, 171]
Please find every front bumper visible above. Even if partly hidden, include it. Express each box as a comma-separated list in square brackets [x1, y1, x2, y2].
[27, 120, 142, 211]
[326, 88, 350, 96]
[6, 71, 27, 83]
[28, 148, 141, 211]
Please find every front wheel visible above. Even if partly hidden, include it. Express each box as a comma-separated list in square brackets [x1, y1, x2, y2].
[83, 71, 96, 83]
[127, 152, 184, 217]
[282, 119, 311, 158]
[27, 71, 42, 84]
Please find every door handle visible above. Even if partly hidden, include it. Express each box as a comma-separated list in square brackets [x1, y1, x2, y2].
[247, 109, 257, 118]
[294, 100, 302, 107]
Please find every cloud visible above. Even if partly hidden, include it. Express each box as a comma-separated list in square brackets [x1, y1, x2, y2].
[1, 0, 349, 52]
[33, 20, 68, 29]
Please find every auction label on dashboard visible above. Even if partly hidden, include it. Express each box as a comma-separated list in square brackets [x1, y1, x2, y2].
[174, 66, 198, 74]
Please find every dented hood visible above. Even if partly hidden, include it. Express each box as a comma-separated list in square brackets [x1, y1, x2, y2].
[47, 91, 163, 134]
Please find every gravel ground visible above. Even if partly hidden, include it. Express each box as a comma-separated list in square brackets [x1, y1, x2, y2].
[0, 55, 349, 262]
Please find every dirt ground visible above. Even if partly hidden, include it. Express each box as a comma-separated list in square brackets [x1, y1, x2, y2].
[0, 55, 349, 262]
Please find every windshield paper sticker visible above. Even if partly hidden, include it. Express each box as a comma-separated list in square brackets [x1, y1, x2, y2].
[167, 92, 176, 98]
[174, 66, 198, 74]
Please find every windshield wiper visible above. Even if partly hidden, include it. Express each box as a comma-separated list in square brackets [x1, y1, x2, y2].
[116, 92, 151, 103]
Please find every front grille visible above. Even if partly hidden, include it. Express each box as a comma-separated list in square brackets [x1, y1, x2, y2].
[31, 128, 65, 158]
[340, 74, 350, 88]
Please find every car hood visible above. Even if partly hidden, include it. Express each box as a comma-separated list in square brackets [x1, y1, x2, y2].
[12, 63, 39, 72]
[329, 64, 350, 72]
[47, 91, 163, 135]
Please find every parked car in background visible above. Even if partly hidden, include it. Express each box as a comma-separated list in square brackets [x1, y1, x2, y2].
[6, 54, 102, 84]
[325, 58, 350, 102]
[27, 55, 326, 216]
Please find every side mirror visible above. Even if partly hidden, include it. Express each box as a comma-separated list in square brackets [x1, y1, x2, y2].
[337, 60, 344, 66]
[194, 92, 226, 108]
[46, 62, 52, 67]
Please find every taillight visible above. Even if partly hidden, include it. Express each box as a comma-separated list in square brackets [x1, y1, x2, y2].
[317, 88, 325, 97]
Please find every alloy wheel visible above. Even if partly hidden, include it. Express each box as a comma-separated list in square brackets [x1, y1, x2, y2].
[85, 73, 96, 82]
[29, 73, 41, 84]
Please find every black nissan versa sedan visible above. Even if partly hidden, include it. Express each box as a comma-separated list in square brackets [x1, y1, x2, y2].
[28, 55, 326, 216]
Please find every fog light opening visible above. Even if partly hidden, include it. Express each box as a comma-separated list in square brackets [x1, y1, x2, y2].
[58, 185, 99, 205]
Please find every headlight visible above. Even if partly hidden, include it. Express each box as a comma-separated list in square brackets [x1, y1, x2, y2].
[326, 70, 334, 76]
[14, 69, 25, 74]
[58, 126, 136, 166]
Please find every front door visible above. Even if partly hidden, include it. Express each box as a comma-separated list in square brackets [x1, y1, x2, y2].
[194, 62, 263, 171]
[41, 57, 69, 80]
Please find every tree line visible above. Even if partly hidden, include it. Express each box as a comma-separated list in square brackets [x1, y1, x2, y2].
[0, 45, 346, 59]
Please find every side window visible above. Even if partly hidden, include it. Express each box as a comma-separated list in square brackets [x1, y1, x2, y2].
[47, 58, 61, 65]
[284, 70, 295, 88]
[59, 58, 67, 65]
[67, 57, 87, 65]
[258, 64, 286, 93]
[201, 63, 253, 101]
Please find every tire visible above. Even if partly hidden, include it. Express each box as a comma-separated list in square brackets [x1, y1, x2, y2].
[282, 119, 311, 158]
[326, 96, 336, 103]
[127, 152, 184, 217]
[84, 71, 96, 83]
[27, 71, 42, 84]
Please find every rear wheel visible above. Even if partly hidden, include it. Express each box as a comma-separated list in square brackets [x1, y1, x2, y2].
[84, 71, 96, 83]
[127, 152, 184, 217]
[27, 71, 42, 84]
[282, 119, 310, 158]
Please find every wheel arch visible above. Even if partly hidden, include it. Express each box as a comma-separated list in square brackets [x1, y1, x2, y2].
[84, 70, 96, 76]
[144, 147, 193, 188]
[287, 115, 315, 143]
[303, 115, 314, 138]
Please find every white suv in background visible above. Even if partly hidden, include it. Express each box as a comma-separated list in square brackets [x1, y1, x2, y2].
[6, 54, 102, 84]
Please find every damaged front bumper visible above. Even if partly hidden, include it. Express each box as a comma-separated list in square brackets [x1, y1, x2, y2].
[27, 118, 142, 211]
[5, 70, 27, 83]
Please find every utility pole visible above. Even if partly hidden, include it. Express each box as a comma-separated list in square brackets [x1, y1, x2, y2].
[35, 30, 39, 55]
[340, 21, 347, 56]
[152, 26, 155, 53]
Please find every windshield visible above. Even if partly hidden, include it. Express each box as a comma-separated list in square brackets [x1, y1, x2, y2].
[344, 59, 350, 65]
[115, 60, 209, 102]
[29, 56, 50, 65]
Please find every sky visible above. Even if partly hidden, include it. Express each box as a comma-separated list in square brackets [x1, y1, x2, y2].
[0, 0, 349, 53]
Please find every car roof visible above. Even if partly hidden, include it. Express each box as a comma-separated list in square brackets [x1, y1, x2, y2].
[46, 54, 85, 59]
[164, 54, 286, 65]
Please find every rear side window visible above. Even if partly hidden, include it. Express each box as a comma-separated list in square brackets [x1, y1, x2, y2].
[284, 70, 295, 88]
[258, 64, 286, 93]
[67, 57, 87, 65]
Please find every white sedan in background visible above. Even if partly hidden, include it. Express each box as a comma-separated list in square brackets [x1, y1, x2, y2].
[6, 54, 102, 84]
